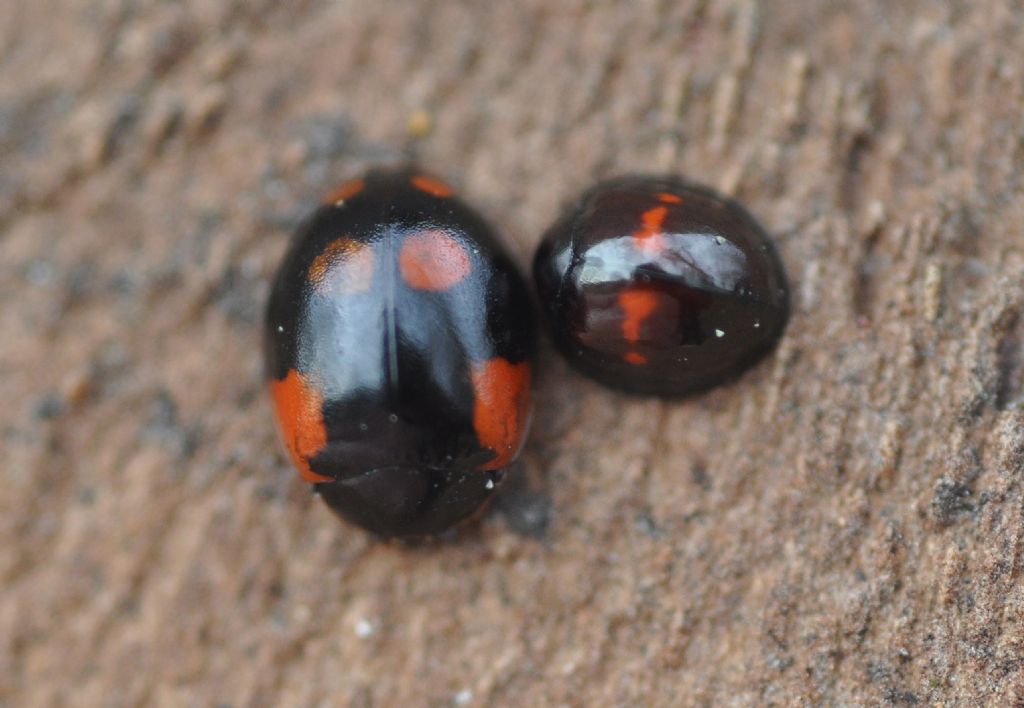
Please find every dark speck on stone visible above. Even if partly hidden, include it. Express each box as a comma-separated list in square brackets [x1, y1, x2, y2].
[884, 688, 919, 705]
[107, 94, 142, 159]
[931, 478, 975, 526]
[690, 462, 711, 490]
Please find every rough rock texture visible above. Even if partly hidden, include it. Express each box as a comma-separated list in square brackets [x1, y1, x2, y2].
[2, 1, 1024, 705]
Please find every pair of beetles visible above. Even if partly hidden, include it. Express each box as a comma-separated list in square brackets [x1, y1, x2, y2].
[264, 168, 789, 538]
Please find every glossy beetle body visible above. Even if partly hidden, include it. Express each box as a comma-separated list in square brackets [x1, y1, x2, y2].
[533, 175, 788, 397]
[265, 169, 534, 537]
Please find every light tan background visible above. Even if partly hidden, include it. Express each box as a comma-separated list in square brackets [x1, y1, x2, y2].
[2, 0, 1023, 705]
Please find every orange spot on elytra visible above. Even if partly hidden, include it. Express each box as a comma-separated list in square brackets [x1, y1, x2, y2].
[624, 205, 672, 361]
[634, 205, 669, 252]
[399, 231, 471, 291]
[308, 238, 375, 293]
[635, 206, 668, 240]
[470, 359, 531, 470]
[657, 192, 682, 204]
[619, 288, 660, 343]
[624, 351, 648, 365]
[411, 175, 453, 197]
[325, 179, 365, 204]
[269, 370, 332, 483]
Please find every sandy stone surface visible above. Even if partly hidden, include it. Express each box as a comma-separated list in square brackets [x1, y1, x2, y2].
[2, 1, 1024, 705]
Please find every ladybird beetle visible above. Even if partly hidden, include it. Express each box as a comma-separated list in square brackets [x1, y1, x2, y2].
[533, 175, 788, 397]
[264, 169, 534, 537]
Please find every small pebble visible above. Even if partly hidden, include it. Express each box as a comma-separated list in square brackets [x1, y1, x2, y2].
[407, 109, 434, 138]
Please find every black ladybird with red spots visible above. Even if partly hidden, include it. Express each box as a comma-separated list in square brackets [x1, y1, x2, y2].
[533, 175, 788, 397]
[265, 169, 534, 537]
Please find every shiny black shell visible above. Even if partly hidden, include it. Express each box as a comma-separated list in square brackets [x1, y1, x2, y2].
[265, 169, 534, 537]
[533, 175, 788, 397]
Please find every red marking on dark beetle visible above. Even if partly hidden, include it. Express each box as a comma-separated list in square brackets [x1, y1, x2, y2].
[308, 238, 375, 293]
[399, 230, 471, 291]
[619, 287, 660, 365]
[269, 369, 332, 483]
[410, 175, 454, 198]
[633, 206, 669, 252]
[657, 192, 682, 204]
[325, 179, 365, 204]
[619, 288, 659, 342]
[470, 358, 531, 470]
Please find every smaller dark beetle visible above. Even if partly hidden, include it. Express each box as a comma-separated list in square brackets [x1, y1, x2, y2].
[533, 175, 788, 396]
[265, 169, 534, 537]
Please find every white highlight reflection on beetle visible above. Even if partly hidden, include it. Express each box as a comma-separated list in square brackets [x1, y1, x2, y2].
[577, 232, 748, 291]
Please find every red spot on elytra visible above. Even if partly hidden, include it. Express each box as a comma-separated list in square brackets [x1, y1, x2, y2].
[470, 358, 531, 470]
[633, 205, 669, 253]
[411, 175, 454, 198]
[618, 204, 674, 362]
[619, 288, 659, 342]
[269, 369, 332, 483]
[657, 192, 682, 204]
[619, 287, 660, 366]
[399, 231, 472, 291]
[623, 351, 648, 365]
[325, 179, 365, 204]
[308, 238, 375, 294]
